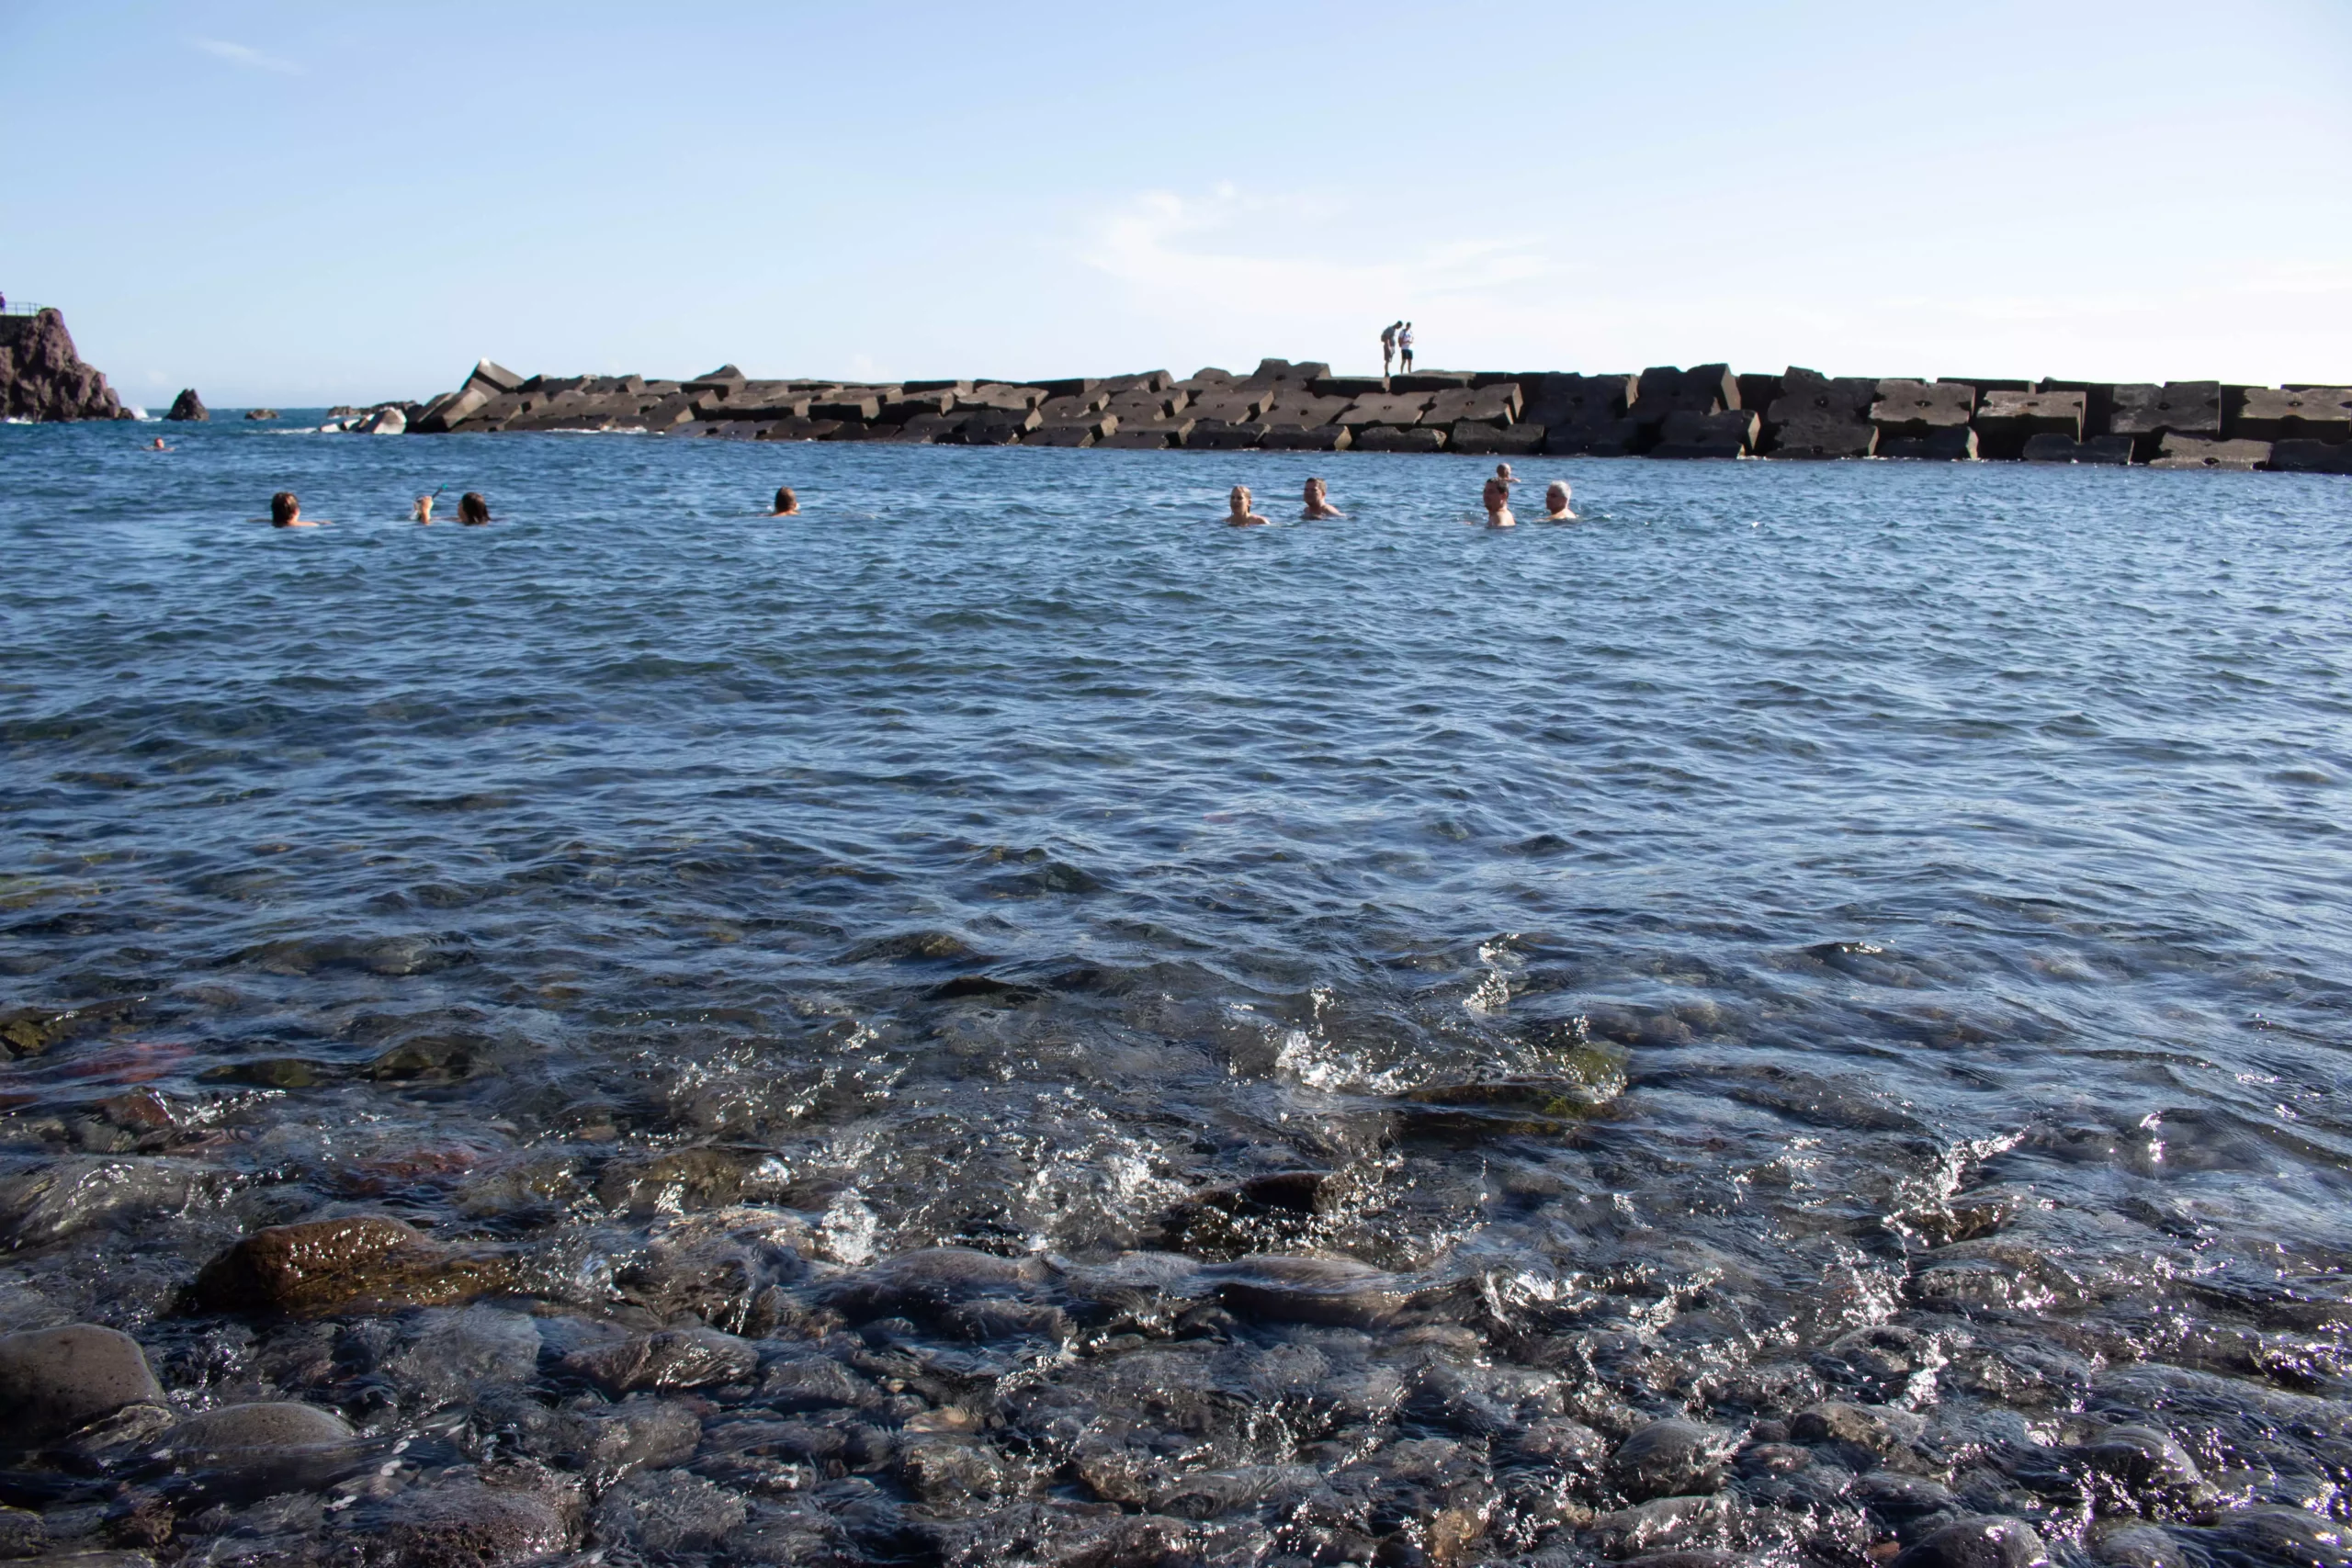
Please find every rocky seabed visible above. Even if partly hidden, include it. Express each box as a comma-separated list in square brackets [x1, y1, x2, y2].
[365, 357, 2352, 474]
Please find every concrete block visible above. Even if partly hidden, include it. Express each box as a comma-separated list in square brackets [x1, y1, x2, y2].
[755, 417, 842, 442]
[1634, 364, 1738, 417]
[1879, 428, 1979, 459]
[1447, 421, 1547, 456]
[1098, 426, 1177, 449]
[1947, 378, 2033, 400]
[902, 379, 972, 394]
[1261, 425, 1354, 451]
[820, 422, 893, 442]
[2148, 434, 2268, 470]
[468, 358, 526, 394]
[1737, 373, 1784, 415]
[1763, 417, 1876, 459]
[1185, 391, 1274, 423]
[1033, 378, 1102, 400]
[1871, 379, 1975, 434]
[811, 396, 880, 422]
[2232, 387, 2352, 442]
[1261, 391, 1351, 427]
[954, 408, 1043, 444]
[2111, 382, 2222, 440]
[413, 383, 491, 434]
[1545, 419, 1645, 457]
[1035, 392, 1109, 422]
[1253, 358, 1331, 382]
[1973, 389, 2086, 458]
[958, 384, 1046, 412]
[1353, 425, 1448, 453]
[1337, 393, 1433, 426]
[1311, 376, 1388, 398]
[1184, 367, 1234, 385]
[1023, 424, 1097, 447]
[2021, 433, 2133, 464]
[1106, 390, 1188, 422]
[638, 395, 696, 431]
[670, 419, 751, 440]
[883, 389, 958, 419]
[2267, 439, 2352, 474]
[1387, 372, 1474, 392]
[1425, 383, 1522, 425]
[1766, 368, 1877, 432]
[1183, 421, 1270, 449]
[1650, 409, 1758, 458]
[1521, 373, 1635, 429]
[1102, 371, 1175, 395]
[2037, 380, 2119, 437]
[684, 364, 746, 395]
[898, 412, 970, 441]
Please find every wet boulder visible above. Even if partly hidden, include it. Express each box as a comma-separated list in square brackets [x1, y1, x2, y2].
[164, 388, 209, 422]
[561, 1325, 758, 1393]
[594, 1145, 788, 1214]
[565, 1396, 702, 1486]
[820, 1247, 1046, 1325]
[2022, 434, 2134, 464]
[1792, 1401, 1929, 1463]
[1892, 1516, 2048, 1568]
[341, 1461, 582, 1568]
[1585, 1494, 1739, 1559]
[0, 1506, 40, 1556]
[2088, 1522, 2195, 1568]
[593, 1468, 751, 1556]
[0, 1156, 196, 1247]
[0, 1324, 164, 1444]
[1973, 390, 2085, 458]
[387, 1305, 544, 1403]
[2148, 435, 2269, 470]
[154, 1401, 364, 1495]
[1611, 1419, 1737, 1501]
[2066, 1423, 2204, 1495]
[1208, 1254, 1410, 1327]
[760, 1351, 878, 1411]
[186, 1214, 518, 1318]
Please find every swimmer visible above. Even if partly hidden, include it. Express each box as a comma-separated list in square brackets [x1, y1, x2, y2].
[1301, 477, 1344, 519]
[772, 486, 799, 516]
[457, 491, 492, 526]
[413, 493, 435, 524]
[269, 491, 325, 528]
[1226, 485, 1270, 527]
[1482, 476, 1515, 528]
[149, 436, 170, 452]
[1544, 480, 1577, 521]
[1494, 463, 1519, 488]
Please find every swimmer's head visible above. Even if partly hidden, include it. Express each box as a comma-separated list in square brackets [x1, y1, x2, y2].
[270, 491, 299, 525]
[774, 486, 797, 514]
[1304, 477, 1325, 498]
[1546, 481, 1572, 510]
[1229, 485, 1253, 513]
[458, 491, 491, 525]
[1496, 463, 1517, 482]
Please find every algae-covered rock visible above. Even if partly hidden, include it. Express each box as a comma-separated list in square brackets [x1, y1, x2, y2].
[186, 1214, 517, 1317]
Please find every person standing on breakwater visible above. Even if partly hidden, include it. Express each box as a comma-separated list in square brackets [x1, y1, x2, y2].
[772, 486, 799, 516]
[1482, 475, 1515, 527]
[1380, 321, 1400, 376]
[1397, 322, 1415, 373]
[1544, 481, 1577, 521]
[1302, 477, 1344, 519]
[269, 491, 326, 528]
[1226, 485, 1270, 527]
[458, 491, 492, 525]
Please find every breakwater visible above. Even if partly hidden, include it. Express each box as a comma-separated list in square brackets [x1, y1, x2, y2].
[390, 355, 2352, 473]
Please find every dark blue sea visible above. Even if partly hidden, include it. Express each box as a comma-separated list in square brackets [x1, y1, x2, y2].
[4, 415, 2352, 1564]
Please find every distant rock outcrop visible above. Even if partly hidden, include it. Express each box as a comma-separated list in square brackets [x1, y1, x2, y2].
[245, 408, 280, 421]
[166, 388, 209, 422]
[0, 309, 125, 422]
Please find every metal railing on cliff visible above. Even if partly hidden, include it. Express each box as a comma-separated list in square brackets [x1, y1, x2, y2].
[0, 301, 51, 317]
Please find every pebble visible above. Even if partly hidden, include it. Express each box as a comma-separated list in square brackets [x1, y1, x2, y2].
[1792, 1400, 1930, 1459]
[1891, 1516, 2047, 1568]
[560, 1325, 758, 1393]
[185, 1214, 515, 1318]
[1611, 1418, 1736, 1501]
[0, 1325, 164, 1444]
[0, 1505, 42, 1557]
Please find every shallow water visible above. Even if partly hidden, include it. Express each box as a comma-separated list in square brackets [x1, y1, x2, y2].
[3, 418, 2352, 1566]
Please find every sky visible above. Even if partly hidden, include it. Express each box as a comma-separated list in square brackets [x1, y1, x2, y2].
[5, 1, 2349, 406]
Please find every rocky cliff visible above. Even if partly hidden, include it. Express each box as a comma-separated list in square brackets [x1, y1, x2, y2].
[0, 310, 125, 422]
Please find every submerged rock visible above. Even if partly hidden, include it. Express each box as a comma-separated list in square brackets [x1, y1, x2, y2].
[0, 1324, 164, 1444]
[593, 1468, 750, 1555]
[1209, 1255, 1411, 1327]
[155, 1401, 363, 1495]
[185, 1214, 517, 1318]
[1612, 1418, 1736, 1501]
[822, 1247, 1046, 1324]
[560, 1325, 759, 1393]
[1892, 1516, 2048, 1568]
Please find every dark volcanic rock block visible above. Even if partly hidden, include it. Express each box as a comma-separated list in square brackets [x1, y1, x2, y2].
[1880, 428, 1980, 460]
[2233, 387, 2352, 442]
[1338, 393, 1433, 426]
[165, 388, 209, 422]
[1261, 425, 1353, 451]
[1022, 424, 1098, 447]
[2149, 434, 2268, 470]
[1448, 421, 1546, 456]
[1650, 409, 1759, 458]
[2267, 439, 2352, 473]
[1426, 384, 1523, 425]
[1311, 376, 1388, 398]
[1389, 372, 1475, 391]
[1546, 419, 1644, 457]
[1737, 372, 1784, 415]
[1183, 421, 1269, 449]
[1871, 379, 1975, 434]
[1764, 416, 1876, 459]
[1974, 389, 2086, 458]
[2022, 433, 2133, 464]
[1353, 425, 1447, 453]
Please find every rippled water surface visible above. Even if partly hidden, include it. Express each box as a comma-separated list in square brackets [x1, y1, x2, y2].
[4, 418, 2352, 1567]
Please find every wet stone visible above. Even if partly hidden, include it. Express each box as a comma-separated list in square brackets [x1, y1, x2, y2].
[341, 1463, 582, 1568]
[560, 1324, 759, 1393]
[2088, 1521, 2195, 1568]
[185, 1214, 516, 1318]
[0, 1158, 195, 1249]
[1792, 1401, 1930, 1462]
[1612, 1419, 1737, 1501]
[821, 1247, 1046, 1325]
[1891, 1516, 2048, 1568]
[1208, 1255, 1410, 1327]
[155, 1401, 363, 1495]
[592, 1467, 750, 1556]
[0, 1324, 164, 1445]
[386, 1305, 543, 1403]
[1585, 1494, 1738, 1559]
[760, 1350, 878, 1410]
[563, 1395, 702, 1485]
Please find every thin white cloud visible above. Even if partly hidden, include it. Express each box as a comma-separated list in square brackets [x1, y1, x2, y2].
[191, 39, 302, 75]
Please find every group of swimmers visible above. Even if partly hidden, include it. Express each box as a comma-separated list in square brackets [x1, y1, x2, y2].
[1221, 466, 1577, 527]
[266, 491, 493, 527]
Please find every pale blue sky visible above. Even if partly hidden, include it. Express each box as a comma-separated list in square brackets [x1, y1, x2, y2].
[6, 1, 2349, 406]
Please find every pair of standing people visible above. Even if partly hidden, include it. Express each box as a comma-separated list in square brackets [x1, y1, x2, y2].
[1379, 321, 1415, 376]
